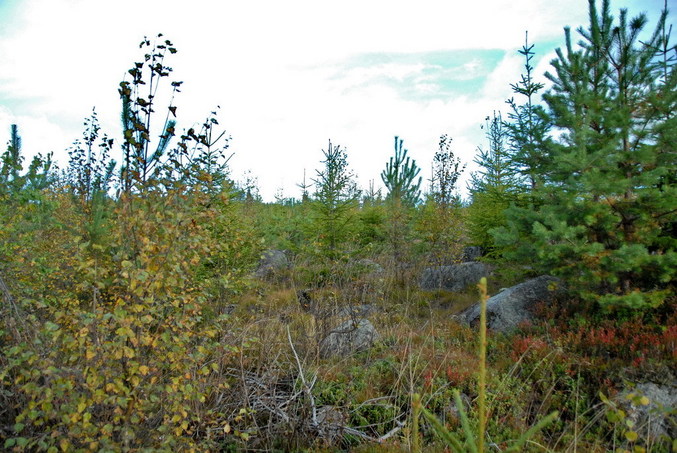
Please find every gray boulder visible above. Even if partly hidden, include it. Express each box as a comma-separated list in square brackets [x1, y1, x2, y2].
[254, 250, 290, 279]
[459, 275, 562, 333]
[319, 319, 379, 358]
[420, 262, 491, 292]
[616, 382, 677, 443]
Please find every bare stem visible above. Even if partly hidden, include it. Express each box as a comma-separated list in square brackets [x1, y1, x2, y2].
[478, 277, 488, 453]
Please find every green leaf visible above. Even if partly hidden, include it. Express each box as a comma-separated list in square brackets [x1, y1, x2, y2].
[625, 430, 638, 442]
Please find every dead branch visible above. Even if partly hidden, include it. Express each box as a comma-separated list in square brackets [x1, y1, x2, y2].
[287, 325, 318, 427]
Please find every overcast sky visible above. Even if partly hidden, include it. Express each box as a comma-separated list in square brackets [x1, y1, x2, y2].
[0, 0, 669, 201]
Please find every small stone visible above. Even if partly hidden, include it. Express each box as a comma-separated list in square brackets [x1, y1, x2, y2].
[319, 319, 379, 359]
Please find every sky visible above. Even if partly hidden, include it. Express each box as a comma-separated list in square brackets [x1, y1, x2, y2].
[0, 0, 670, 201]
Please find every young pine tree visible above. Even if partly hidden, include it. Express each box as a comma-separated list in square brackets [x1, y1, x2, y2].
[381, 136, 422, 206]
[65, 109, 117, 250]
[381, 136, 422, 283]
[504, 33, 550, 191]
[467, 113, 521, 253]
[496, 0, 676, 309]
[0, 125, 54, 204]
[312, 139, 360, 259]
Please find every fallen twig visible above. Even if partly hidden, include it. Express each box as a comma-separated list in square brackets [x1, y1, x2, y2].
[287, 325, 318, 427]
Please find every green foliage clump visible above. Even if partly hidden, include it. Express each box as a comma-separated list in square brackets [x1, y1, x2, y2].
[3, 188, 233, 451]
[0, 37, 251, 452]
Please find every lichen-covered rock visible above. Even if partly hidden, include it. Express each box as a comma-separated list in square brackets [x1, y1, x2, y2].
[319, 319, 379, 358]
[254, 249, 290, 279]
[616, 382, 677, 443]
[459, 275, 562, 333]
[420, 262, 491, 291]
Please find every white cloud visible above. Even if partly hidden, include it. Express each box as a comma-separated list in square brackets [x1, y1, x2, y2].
[0, 107, 72, 163]
[0, 0, 670, 200]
